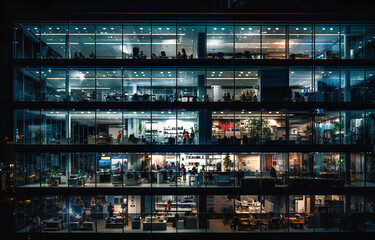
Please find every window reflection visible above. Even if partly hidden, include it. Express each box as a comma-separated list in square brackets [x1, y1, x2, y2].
[289, 25, 313, 59]
[235, 25, 261, 59]
[262, 26, 286, 59]
[207, 24, 234, 59]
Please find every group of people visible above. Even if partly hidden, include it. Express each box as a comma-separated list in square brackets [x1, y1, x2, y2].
[73, 50, 96, 59]
[182, 128, 195, 145]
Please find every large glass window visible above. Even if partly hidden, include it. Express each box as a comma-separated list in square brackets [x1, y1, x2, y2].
[41, 110, 68, 145]
[342, 110, 365, 145]
[207, 24, 234, 59]
[69, 22, 95, 59]
[177, 23, 205, 59]
[152, 68, 176, 102]
[123, 110, 151, 144]
[41, 67, 68, 102]
[234, 25, 261, 59]
[40, 23, 68, 59]
[288, 111, 313, 144]
[314, 153, 344, 187]
[288, 25, 313, 59]
[123, 68, 151, 102]
[68, 68, 96, 101]
[96, 23, 122, 59]
[70, 110, 95, 145]
[314, 109, 341, 144]
[262, 25, 286, 59]
[123, 22, 151, 59]
[96, 110, 123, 145]
[177, 68, 205, 102]
[341, 67, 365, 102]
[315, 25, 340, 59]
[314, 67, 340, 102]
[365, 68, 375, 103]
[314, 195, 342, 232]
[14, 67, 41, 102]
[261, 110, 287, 144]
[206, 68, 234, 102]
[96, 68, 123, 102]
[288, 195, 314, 232]
[211, 111, 235, 144]
[235, 68, 260, 102]
[366, 24, 375, 59]
[289, 67, 313, 102]
[341, 24, 365, 59]
[152, 23, 177, 59]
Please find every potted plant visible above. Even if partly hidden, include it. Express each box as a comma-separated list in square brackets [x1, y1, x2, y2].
[223, 154, 233, 172]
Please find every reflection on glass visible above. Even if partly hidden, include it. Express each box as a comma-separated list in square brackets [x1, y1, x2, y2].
[314, 109, 341, 144]
[123, 23, 151, 59]
[341, 25, 365, 59]
[41, 23, 67, 59]
[315, 25, 340, 59]
[315, 67, 340, 102]
[262, 26, 286, 59]
[123, 68, 151, 102]
[96, 23, 122, 59]
[207, 25, 234, 59]
[69, 23, 95, 59]
[96, 68, 122, 102]
[152, 24, 176, 59]
[289, 67, 313, 102]
[235, 25, 261, 59]
[289, 25, 313, 59]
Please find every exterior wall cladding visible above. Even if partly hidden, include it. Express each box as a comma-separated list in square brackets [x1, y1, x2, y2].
[11, 16, 375, 240]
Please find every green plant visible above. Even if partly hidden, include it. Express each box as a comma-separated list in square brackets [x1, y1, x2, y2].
[223, 154, 233, 171]
[247, 118, 270, 140]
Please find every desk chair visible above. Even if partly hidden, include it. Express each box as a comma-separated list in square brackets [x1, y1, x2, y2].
[217, 52, 224, 59]
[161, 51, 168, 59]
[244, 51, 251, 59]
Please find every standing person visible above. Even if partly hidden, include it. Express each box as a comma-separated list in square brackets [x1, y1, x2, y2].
[183, 130, 188, 145]
[181, 48, 187, 59]
[116, 131, 121, 144]
[190, 129, 195, 145]
[270, 166, 277, 178]
[181, 164, 186, 181]
[107, 202, 114, 218]
[167, 199, 172, 212]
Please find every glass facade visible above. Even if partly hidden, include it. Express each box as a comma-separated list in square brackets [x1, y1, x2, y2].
[11, 19, 375, 238]
[14, 152, 374, 188]
[14, 66, 375, 103]
[15, 194, 375, 233]
[13, 109, 375, 145]
[14, 21, 375, 60]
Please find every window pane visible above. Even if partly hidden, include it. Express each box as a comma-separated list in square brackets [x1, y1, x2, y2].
[152, 23, 176, 59]
[96, 23, 122, 59]
[41, 23, 67, 59]
[235, 25, 261, 59]
[69, 23, 95, 59]
[123, 22, 151, 59]
[207, 24, 234, 59]
[341, 25, 365, 59]
[262, 25, 286, 59]
[315, 25, 340, 59]
[289, 25, 313, 59]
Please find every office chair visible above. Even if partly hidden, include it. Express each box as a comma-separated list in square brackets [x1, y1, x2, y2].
[244, 51, 251, 59]
[133, 47, 139, 59]
[161, 51, 167, 59]
[217, 52, 224, 59]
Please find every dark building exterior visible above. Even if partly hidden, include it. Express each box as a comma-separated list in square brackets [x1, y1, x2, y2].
[2, 1, 375, 240]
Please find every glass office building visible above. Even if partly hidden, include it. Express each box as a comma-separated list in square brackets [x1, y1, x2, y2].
[10, 17, 375, 239]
